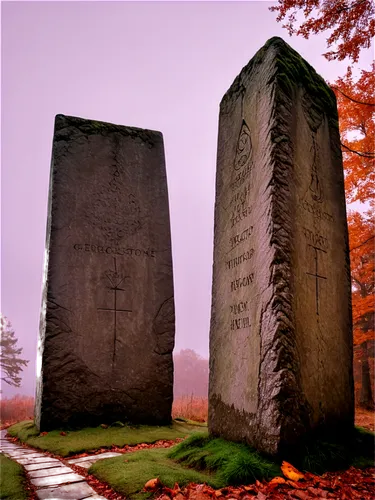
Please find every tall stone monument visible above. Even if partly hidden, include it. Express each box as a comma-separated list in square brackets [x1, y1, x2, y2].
[209, 37, 354, 456]
[36, 115, 175, 430]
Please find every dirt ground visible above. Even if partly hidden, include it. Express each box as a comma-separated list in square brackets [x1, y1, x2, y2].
[355, 407, 375, 431]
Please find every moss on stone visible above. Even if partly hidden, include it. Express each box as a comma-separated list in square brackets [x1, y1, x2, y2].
[221, 36, 338, 127]
[271, 38, 337, 121]
[54, 114, 161, 146]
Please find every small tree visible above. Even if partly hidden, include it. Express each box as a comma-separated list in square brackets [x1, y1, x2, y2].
[0, 314, 29, 388]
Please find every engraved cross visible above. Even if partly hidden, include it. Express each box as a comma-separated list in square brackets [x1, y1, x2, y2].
[306, 245, 327, 316]
[97, 257, 132, 363]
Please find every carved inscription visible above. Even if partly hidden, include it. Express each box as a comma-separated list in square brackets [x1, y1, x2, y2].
[226, 249, 254, 270]
[230, 273, 254, 292]
[230, 301, 249, 315]
[228, 183, 252, 227]
[230, 164, 252, 191]
[225, 120, 255, 331]
[306, 245, 327, 316]
[229, 227, 254, 250]
[97, 257, 132, 363]
[228, 183, 250, 208]
[302, 228, 328, 250]
[231, 316, 250, 331]
[302, 200, 333, 222]
[74, 244, 155, 257]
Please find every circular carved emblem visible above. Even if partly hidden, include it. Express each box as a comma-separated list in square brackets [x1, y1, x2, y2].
[234, 121, 252, 170]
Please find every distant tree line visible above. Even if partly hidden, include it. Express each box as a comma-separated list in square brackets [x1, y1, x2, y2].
[173, 349, 208, 398]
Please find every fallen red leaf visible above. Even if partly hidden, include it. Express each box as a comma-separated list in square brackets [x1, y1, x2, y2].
[290, 490, 310, 500]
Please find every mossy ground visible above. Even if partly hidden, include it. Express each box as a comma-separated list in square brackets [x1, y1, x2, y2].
[89, 447, 219, 499]
[0, 454, 29, 500]
[89, 428, 374, 499]
[6, 421, 374, 499]
[169, 433, 281, 484]
[7, 419, 205, 457]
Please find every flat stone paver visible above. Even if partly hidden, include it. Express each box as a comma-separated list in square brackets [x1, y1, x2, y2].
[0, 430, 117, 499]
[71, 461, 94, 469]
[24, 462, 64, 471]
[29, 466, 74, 478]
[16, 456, 60, 465]
[68, 452, 121, 464]
[7, 452, 46, 459]
[36, 482, 98, 499]
[31, 472, 85, 488]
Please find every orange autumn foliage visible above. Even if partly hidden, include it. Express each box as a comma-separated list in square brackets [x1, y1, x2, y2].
[332, 65, 374, 407]
[270, 0, 375, 63]
[349, 211, 374, 347]
[332, 64, 375, 206]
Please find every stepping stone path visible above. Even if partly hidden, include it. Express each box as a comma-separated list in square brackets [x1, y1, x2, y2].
[0, 430, 121, 499]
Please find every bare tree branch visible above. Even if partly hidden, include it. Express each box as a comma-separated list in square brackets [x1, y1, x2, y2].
[331, 86, 375, 107]
[342, 142, 375, 158]
[350, 235, 375, 253]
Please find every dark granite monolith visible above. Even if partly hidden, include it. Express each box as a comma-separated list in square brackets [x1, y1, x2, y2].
[209, 37, 354, 456]
[35, 115, 175, 430]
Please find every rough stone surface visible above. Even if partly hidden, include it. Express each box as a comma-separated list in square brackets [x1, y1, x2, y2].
[29, 466, 73, 478]
[67, 451, 122, 470]
[17, 457, 60, 465]
[24, 462, 64, 471]
[208, 37, 354, 456]
[7, 452, 45, 459]
[35, 115, 175, 430]
[36, 482, 96, 499]
[31, 472, 84, 487]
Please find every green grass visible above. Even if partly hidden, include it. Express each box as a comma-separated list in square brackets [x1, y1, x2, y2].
[89, 432, 280, 498]
[168, 433, 280, 485]
[7, 420, 374, 500]
[89, 448, 220, 499]
[0, 454, 29, 500]
[7, 420, 206, 457]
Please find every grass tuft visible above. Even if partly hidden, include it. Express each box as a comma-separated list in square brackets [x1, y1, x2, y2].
[169, 433, 280, 484]
[0, 454, 29, 499]
[89, 448, 219, 499]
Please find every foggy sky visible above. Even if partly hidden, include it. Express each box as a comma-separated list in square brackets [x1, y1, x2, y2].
[1, 1, 372, 397]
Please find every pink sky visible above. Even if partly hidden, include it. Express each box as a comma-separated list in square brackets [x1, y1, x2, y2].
[1, 1, 373, 397]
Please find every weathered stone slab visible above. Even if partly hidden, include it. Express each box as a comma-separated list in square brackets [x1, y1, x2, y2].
[209, 37, 354, 456]
[35, 115, 175, 430]
[16, 457, 60, 465]
[24, 462, 63, 471]
[36, 481, 95, 499]
[72, 460, 94, 469]
[31, 472, 84, 487]
[67, 452, 121, 464]
[37, 483, 105, 500]
[10, 452, 45, 459]
[29, 466, 73, 478]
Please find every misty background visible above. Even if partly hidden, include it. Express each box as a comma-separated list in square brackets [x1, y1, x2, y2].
[1, 1, 372, 398]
